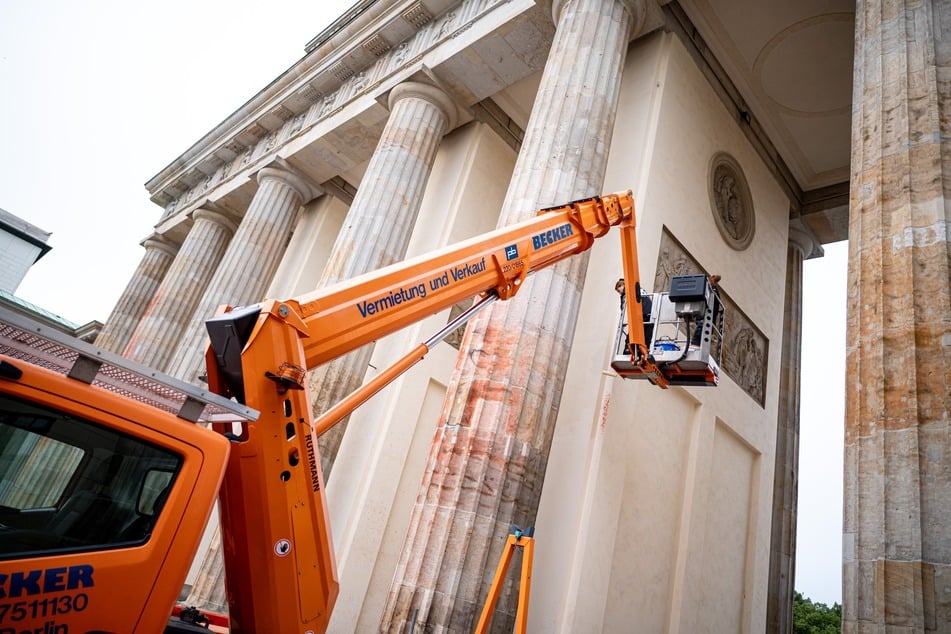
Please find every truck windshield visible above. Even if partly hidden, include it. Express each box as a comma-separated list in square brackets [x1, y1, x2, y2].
[0, 393, 182, 560]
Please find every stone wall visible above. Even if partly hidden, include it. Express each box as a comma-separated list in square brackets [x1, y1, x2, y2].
[530, 31, 789, 632]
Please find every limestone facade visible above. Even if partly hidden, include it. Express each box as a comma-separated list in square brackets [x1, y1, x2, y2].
[98, 0, 937, 630]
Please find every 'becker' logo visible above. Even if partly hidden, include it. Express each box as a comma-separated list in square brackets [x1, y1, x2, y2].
[531, 223, 574, 250]
[0, 565, 94, 598]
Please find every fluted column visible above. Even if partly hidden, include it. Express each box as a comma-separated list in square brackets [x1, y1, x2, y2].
[176, 165, 318, 612]
[381, 0, 645, 631]
[184, 525, 228, 613]
[767, 220, 821, 633]
[95, 235, 176, 353]
[167, 164, 319, 383]
[844, 0, 951, 630]
[122, 208, 237, 371]
[312, 81, 456, 477]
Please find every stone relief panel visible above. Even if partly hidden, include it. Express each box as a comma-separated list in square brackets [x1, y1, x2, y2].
[445, 297, 475, 349]
[709, 152, 755, 250]
[653, 228, 768, 406]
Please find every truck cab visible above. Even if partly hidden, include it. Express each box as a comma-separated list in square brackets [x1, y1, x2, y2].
[0, 311, 245, 633]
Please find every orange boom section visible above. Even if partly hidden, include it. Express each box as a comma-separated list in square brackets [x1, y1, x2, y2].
[1, 189, 701, 634]
[201, 192, 648, 633]
[291, 191, 635, 367]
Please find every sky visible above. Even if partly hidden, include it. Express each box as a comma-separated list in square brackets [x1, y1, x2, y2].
[0, 0, 354, 325]
[799, 239, 847, 607]
[0, 0, 848, 609]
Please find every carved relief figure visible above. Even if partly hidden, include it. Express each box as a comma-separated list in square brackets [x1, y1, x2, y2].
[655, 246, 693, 293]
[352, 71, 369, 94]
[445, 298, 474, 349]
[729, 327, 764, 403]
[392, 42, 409, 68]
[438, 12, 457, 37]
[714, 169, 743, 240]
[319, 96, 335, 118]
[708, 153, 754, 250]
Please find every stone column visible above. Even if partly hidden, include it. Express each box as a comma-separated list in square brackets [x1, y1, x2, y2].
[312, 81, 456, 477]
[380, 0, 645, 631]
[184, 525, 228, 613]
[122, 208, 237, 371]
[767, 220, 821, 633]
[95, 235, 176, 353]
[844, 0, 951, 630]
[175, 165, 318, 612]
[166, 164, 319, 383]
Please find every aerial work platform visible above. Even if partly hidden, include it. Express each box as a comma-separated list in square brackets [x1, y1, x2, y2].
[611, 274, 722, 387]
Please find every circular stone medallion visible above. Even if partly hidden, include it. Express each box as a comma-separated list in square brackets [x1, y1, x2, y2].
[708, 153, 755, 250]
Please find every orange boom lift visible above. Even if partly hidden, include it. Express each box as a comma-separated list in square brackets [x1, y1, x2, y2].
[0, 191, 719, 633]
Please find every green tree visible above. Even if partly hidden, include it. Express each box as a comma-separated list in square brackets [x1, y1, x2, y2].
[793, 590, 841, 634]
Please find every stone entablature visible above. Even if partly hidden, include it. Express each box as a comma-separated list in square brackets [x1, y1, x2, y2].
[148, 0, 542, 226]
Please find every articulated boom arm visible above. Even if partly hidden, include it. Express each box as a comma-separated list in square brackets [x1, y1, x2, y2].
[202, 190, 651, 634]
[618, 204, 670, 389]
[288, 190, 634, 369]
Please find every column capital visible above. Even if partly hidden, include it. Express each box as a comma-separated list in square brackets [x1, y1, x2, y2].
[388, 80, 458, 131]
[788, 218, 823, 260]
[191, 206, 240, 235]
[255, 162, 323, 203]
[141, 234, 178, 258]
[552, 0, 647, 39]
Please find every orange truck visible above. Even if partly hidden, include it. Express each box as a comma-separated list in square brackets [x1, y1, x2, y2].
[0, 191, 720, 633]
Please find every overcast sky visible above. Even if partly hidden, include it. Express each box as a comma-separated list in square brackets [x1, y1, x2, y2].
[0, 0, 354, 325]
[0, 0, 847, 608]
[800, 239, 847, 607]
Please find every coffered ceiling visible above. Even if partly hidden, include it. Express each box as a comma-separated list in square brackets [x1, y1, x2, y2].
[674, 0, 855, 241]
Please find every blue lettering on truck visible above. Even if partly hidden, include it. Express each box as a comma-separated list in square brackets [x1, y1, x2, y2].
[0, 566, 93, 599]
[0, 565, 93, 630]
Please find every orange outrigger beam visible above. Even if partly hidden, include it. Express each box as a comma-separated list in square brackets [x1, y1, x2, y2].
[475, 526, 535, 634]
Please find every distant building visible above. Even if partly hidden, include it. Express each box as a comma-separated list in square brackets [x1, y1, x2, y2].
[0, 207, 51, 293]
[0, 208, 101, 342]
